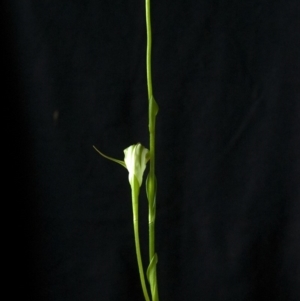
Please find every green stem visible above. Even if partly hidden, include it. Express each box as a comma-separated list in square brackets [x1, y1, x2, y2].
[131, 178, 151, 301]
[145, 1, 159, 301]
[146, 0, 153, 100]
[145, 0, 156, 260]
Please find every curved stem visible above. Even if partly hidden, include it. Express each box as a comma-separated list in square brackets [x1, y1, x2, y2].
[131, 179, 151, 301]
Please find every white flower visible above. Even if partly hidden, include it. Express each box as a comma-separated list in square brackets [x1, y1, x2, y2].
[124, 143, 150, 187]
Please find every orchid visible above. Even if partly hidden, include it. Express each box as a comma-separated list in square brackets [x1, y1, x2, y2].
[93, 143, 151, 301]
[93, 143, 149, 188]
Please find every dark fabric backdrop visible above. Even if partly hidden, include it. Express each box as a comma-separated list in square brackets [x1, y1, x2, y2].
[5, 0, 300, 300]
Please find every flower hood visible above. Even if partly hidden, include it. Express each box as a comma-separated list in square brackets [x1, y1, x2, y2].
[124, 143, 150, 187]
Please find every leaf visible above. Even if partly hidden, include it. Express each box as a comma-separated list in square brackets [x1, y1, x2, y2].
[147, 253, 158, 301]
[151, 96, 159, 116]
[149, 96, 159, 132]
[146, 174, 157, 213]
[93, 145, 126, 168]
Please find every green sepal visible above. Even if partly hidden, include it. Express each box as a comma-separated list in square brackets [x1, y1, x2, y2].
[93, 145, 126, 168]
[147, 253, 158, 301]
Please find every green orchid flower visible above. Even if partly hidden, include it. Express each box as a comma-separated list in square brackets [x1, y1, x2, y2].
[93, 143, 149, 188]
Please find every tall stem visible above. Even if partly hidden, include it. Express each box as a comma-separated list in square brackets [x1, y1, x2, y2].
[145, 0, 157, 261]
[145, 1, 159, 301]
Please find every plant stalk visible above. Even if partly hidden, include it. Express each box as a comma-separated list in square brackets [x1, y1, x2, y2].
[145, 0, 159, 301]
[131, 178, 151, 301]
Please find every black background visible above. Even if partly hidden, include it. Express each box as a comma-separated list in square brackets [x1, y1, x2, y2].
[5, 1, 300, 300]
